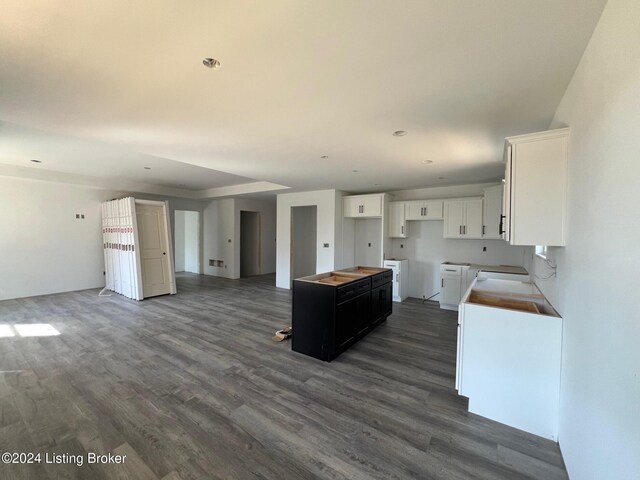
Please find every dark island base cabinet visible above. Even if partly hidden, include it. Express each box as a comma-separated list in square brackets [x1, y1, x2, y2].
[292, 268, 393, 362]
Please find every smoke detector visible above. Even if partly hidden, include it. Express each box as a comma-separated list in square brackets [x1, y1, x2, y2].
[202, 58, 221, 69]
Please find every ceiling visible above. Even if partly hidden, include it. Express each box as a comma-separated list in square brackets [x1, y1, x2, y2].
[0, 0, 607, 196]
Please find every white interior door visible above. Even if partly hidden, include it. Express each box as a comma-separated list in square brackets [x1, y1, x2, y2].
[137, 203, 172, 298]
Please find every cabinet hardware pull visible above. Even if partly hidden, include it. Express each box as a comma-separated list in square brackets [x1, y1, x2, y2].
[464, 225, 466, 235]
[482, 225, 485, 235]
[459, 225, 462, 234]
[401, 225, 404, 234]
[499, 214, 506, 235]
[441, 279, 444, 288]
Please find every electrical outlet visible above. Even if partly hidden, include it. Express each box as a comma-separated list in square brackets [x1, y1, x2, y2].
[81, 214, 85, 219]
[323, 243, 329, 248]
[75, 214, 80, 219]
[209, 259, 215, 266]
[400, 244, 404, 248]
[482, 246, 487, 252]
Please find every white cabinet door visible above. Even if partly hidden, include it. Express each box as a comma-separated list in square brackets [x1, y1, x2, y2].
[444, 200, 465, 238]
[362, 195, 382, 217]
[388, 203, 407, 238]
[343, 195, 383, 218]
[424, 201, 444, 220]
[483, 184, 504, 239]
[444, 199, 483, 239]
[343, 196, 360, 218]
[406, 201, 443, 220]
[504, 128, 568, 246]
[464, 199, 483, 239]
[405, 202, 423, 220]
[441, 275, 462, 305]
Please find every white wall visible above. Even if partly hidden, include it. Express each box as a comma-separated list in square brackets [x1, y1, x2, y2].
[174, 210, 186, 272]
[202, 198, 235, 279]
[0, 177, 125, 300]
[391, 221, 530, 299]
[354, 218, 383, 267]
[531, 1, 640, 478]
[183, 211, 199, 273]
[276, 189, 342, 289]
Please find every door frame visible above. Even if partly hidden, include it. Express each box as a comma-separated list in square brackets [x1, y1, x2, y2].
[135, 199, 177, 296]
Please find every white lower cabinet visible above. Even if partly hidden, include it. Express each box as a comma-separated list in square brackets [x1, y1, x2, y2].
[439, 263, 469, 310]
[383, 259, 408, 302]
[457, 278, 562, 440]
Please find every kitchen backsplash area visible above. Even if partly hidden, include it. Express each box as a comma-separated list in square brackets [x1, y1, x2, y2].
[391, 220, 532, 299]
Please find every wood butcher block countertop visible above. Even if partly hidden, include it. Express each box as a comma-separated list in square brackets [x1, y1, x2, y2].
[472, 264, 528, 275]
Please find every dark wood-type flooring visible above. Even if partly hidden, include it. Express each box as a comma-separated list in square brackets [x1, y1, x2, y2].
[0, 273, 568, 479]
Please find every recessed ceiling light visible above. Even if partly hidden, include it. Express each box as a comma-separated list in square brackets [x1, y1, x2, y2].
[352, 170, 359, 173]
[438, 176, 445, 180]
[202, 58, 221, 69]
[30, 159, 42, 163]
[422, 160, 433, 164]
[392, 130, 408, 136]
[320, 155, 329, 159]
[144, 166, 151, 170]
[374, 183, 381, 186]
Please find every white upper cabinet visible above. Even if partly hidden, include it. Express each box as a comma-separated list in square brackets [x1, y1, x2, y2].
[343, 194, 383, 218]
[444, 198, 483, 239]
[405, 200, 443, 220]
[388, 202, 407, 238]
[503, 128, 569, 246]
[482, 184, 504, 239]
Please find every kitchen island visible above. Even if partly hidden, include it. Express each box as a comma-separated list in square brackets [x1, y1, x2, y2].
[292, 266, 393, 361]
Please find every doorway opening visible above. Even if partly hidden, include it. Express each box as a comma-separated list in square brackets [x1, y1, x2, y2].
[290, 206, 317, 285]
[240, 211, 261, 278]
[174, 210, 200, 274]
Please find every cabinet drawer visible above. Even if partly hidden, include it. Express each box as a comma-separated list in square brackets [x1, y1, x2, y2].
[440, 264, 463, 276]
[337, 278, 371, 304]
[371, 271, 392, 287]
